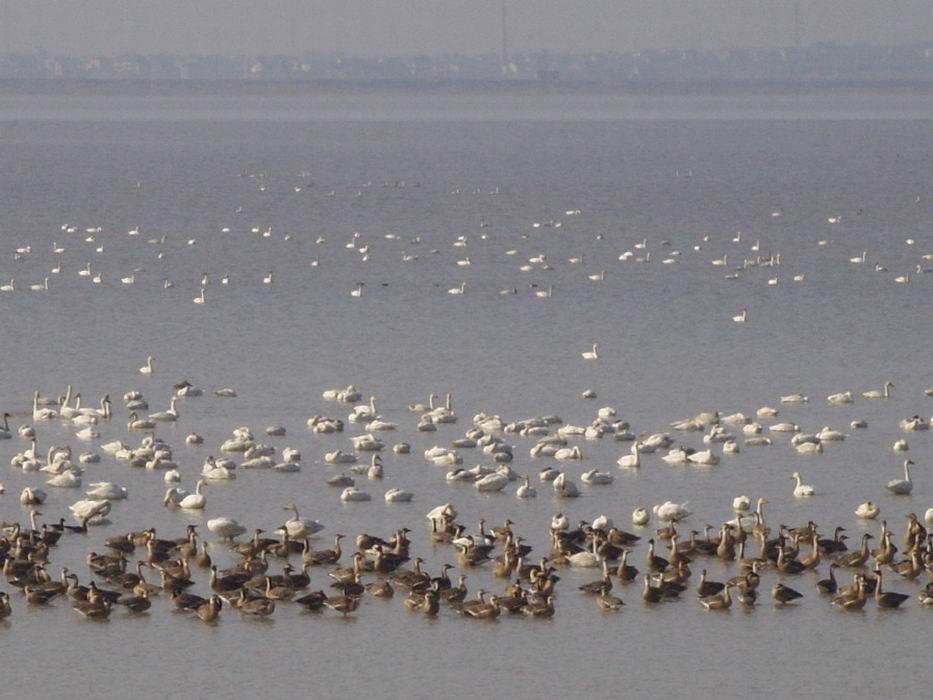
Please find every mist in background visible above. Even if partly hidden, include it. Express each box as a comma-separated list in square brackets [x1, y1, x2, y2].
[0, 0, 931, 56]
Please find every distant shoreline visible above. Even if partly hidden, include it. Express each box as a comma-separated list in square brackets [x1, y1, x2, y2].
[1, 78, 931, 98]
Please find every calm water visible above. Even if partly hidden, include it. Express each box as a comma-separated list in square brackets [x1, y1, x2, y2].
[0, 92, 930, 700]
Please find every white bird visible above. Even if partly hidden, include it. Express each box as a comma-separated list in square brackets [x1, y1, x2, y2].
[69, 498, 111, 521]
[732, 308, 747, 323]
[280, 503, 325, 538]
[855, 502, 879, 519]
[139, 355, 154, 375]
[178, 480, 208, 509]
[886, 459, 914, 495]
[515, 474, 536, 498]
[653, 501, 691, 522]
[475, 473, 509, 492]
[551, 513, 570, 531]
[617, 442, 641, 468]
[341, 487, 371, 502]
[581, 469, 614, 485]
[384, 488, 413, 503]
[863, 381, 893, 399]
[827, 391, 853, 404]
[632, 507, 650, 526]
[447, 282, 466, 295]
[207, 517, 247, 540]
[20, 487, 47, 505]
[780, 394, 808, 404]
[552, 472, 579, 498]
[733, 496, 751, 513]
[791, 471, 815, 497]
[581, 344, 599, 360]
[85, 482, 128, 500]
[149, 397, 179, 422]
[47, 470, 81, 488]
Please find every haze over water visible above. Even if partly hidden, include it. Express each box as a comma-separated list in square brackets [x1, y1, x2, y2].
[0, 90, 930, 700]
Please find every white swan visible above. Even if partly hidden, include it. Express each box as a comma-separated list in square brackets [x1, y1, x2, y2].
[581, 343, 600, 360]
[886, 459, 914, 495]
[281, 503, 325, 538]
[827, 391, 853, 405]
[474, 473, 509, 492]
[567, 539, 601, 568]
[207, 517, 246, 540]
[32, 391, 58, 421]
[780, 394, 808, 404]
[69, 498, 111, 521]
[127, 412, 156, 430]
[149, 397, 179, 422]
[179, 480, 208, 509]
[863, 381, 893, 399]
[47, 470, 82, 488]
[855, 501, 880, 519]
[925, 508, 933, 526]
[791, 471, 815, 497]
[732, 307, 747, 323]
[552, 472, 579, 498]
[447, 282, 466, 295]
[20, 487, 47, 504]
[581, 469, 614, 485]
[617, 442, 641, 468]
[653, 501, 691, 522]
[515, 474, 536, 498]
[554, 445, 583, 461]
[139, 355, 154, 375]
[341, 486, 371, 502]
[384, 488, 413, 503]
[325, 450, 358, 464]
[85, 482, 128, 500]
[687, 449, 719, 466]
[733, 495, 751, 513]
[163, 487, 188, 507]
[632, 507, 650, 526]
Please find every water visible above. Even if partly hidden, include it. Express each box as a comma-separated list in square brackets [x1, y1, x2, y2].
[0, 91, 930, 700]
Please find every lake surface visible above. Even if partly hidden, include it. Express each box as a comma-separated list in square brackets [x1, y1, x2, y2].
[0, 91, 930, 700]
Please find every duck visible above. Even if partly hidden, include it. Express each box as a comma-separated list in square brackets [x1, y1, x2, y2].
[791, 471, 815, 497]
[885, 459, 913, 495]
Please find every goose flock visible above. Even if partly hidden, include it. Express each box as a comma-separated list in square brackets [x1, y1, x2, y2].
[1, 366, 931, 624]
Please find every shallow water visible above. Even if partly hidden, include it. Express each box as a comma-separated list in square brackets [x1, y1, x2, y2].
[0, 93, 930, 700]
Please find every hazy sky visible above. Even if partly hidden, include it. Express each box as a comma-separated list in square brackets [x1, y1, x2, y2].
[1, 1, 931, 56]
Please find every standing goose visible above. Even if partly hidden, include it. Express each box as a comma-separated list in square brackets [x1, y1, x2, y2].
[873, 568, 909, 609]
[771, 583, 803, 606]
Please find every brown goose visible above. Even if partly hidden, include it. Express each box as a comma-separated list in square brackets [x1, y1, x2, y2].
[836, 534, 873, 567]
[772, 583, 803, 606]
[366, 580, 395, 598]
[873, 569, 909, 609]
[323, 594, 360, 616]
[196, 595, 223, 622]
[463, 595, 500, 620]
[597, 591, 625, 611]
[641, 575, 663, 604]
[239, 591, 276, 617]
[0, 592, 11, 618]
[117, 590, 151, 613]
[73, 599, 112, 619]
[295, 590, 328, 611]
[700, 584, 733, 611]
[832, 576, 867, 610]
[615, 550, 639, 582]
[696, 569, 725, 597]
[522, 595, 555, 618]
[304, 534, 344, 566]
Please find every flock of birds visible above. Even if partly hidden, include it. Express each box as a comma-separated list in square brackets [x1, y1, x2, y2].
[0, 176, 929, 327]
[1, 356, 932, 623]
